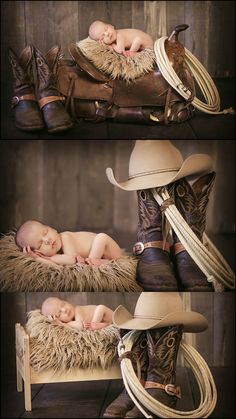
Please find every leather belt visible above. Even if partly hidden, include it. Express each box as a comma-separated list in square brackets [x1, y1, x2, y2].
[11, 94, 37, 108]
[133, 241, 170, 256]
[172, 242, 186, 256]
[38, 95, 66, 110]
[145, 381, 181, 398]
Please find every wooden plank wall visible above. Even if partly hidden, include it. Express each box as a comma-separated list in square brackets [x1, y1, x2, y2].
[1, 1, 235, 103]
[0, 140, 235, 245]
[1, 292, 234, 367]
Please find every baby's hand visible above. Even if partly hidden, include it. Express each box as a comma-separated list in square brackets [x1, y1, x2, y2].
[47, 315, 65, 325]
[83, 321, 91, 329]
[23, 245, 40, 259]
[23, 245, 50, 260]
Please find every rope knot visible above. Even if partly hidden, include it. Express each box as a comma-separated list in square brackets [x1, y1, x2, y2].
[160, 198, 174, 212]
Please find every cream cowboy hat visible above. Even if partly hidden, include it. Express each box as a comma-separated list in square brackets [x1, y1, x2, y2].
[113, 292, 208, 333]
[106, 140, 213, 191]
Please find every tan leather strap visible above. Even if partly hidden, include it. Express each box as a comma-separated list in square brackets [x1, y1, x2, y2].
[145, 381, 181, 399]
[172, 242, 186, 256]
[133, 240, 170, 256]
[11, 94, 37, 108]
[38, 95, 65, 110]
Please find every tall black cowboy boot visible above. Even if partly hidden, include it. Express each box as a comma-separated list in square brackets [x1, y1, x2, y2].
[125, 325, 183, 418]
[9, 46, 44, 131]
[103, 331, 148, 418]
[172, 172, 216, 291]
[134, 188, 178, 291]
[33, 45, 73, 133]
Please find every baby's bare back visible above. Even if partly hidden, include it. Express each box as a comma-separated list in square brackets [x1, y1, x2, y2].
[60, 231, 96, 257]
[75, 305, 97, 322]
[117, 28, 153, 48]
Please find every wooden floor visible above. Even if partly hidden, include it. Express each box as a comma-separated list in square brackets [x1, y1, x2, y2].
[1, 367, 235, 418]
[1, 79, 235, 140]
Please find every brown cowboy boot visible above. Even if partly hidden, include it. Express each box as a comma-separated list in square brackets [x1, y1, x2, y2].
[125, 325, 183, 418]
[134, 188, 178, 291]
[172, 172, 216, 291]
[9, 46, 44, 131]
[33, 45, 73, 133]
[103, 330, 148, 418]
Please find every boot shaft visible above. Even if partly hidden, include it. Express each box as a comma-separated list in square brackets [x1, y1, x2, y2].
[137, 184, 175, 243]
[33, 46, 61, 97]
[137, 189, 162, 243]
[120, 330, 148, 380]
[146, 325, 183, 384]
[9, 46, 34, 95]
[174, 172, 216, 241]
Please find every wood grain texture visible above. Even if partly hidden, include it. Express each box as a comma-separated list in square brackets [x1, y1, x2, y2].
[1, 1, 235, 76]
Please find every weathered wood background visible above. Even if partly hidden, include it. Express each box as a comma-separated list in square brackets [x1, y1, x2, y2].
[1, 0, 235, 75]
[1, 292, 235, 367]
[0, 140, 235, 253]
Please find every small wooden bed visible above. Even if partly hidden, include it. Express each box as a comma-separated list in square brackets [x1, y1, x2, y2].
[15, 323, 122, 411]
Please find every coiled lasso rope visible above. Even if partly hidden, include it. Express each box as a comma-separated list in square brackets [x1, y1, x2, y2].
[119, 330, 217, 418]
[151, 187, 235, 291]
[154, 36, 235, 115]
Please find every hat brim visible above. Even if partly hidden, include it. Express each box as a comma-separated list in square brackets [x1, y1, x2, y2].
[106, 154, 213, 191]
[113, 305, 208, 333]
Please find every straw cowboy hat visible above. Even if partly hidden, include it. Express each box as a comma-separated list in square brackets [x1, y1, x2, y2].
[106, 140, 213, 191]
[113, 292, 208, 333]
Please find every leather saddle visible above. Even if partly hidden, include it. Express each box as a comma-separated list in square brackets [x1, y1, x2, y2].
[57, 24, 195, 124]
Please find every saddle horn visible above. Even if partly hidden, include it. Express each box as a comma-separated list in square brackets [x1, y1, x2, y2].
[168, 24, 189, 42]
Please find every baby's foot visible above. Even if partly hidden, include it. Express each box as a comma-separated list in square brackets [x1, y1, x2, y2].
[76, 255, 86, 265]
[90, 322, 110, 330]
[123, 50, 138, 57]
[85, 258, 110, 266]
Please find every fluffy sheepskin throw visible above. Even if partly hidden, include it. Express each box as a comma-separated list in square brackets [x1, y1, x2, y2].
[26, 310, 120, 373]
[76, 37, 156, 83]
[0, 232, 141, 292]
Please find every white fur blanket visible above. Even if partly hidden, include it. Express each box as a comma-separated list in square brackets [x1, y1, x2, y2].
[76, 37, 156, 83]
[0, 232, 141, 292]
[26, 310, 120, 372]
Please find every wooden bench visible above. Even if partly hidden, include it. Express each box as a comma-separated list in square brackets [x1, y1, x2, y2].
[15, 323, 122, 411]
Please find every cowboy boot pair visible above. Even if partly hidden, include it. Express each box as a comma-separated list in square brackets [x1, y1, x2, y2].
[9, 46, 72, 133]
[135, 172, 215, 291]
[103, 330, 148, 418]
[103, 325, 183, 418]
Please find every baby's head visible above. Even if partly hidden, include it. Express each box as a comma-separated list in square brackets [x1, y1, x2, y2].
[41, 297, 75, 322]
[16, 220, 62, 257]
[88, 20, 116, 44]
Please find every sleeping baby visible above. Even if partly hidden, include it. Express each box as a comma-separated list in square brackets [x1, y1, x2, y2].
[88, 20, 153, 57]
[16, 220, 122, 267]
[41, 297, 113, 330]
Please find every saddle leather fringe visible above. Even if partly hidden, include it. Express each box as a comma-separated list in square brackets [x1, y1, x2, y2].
[77, 37, 156, 83]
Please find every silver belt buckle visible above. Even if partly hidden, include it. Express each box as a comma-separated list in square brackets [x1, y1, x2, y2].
[133, 242, 145, 256]
[11, 96, 20, 108]
[165, 383, 176, 397]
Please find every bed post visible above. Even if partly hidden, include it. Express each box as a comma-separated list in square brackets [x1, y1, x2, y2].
[15, 323, 32, 411]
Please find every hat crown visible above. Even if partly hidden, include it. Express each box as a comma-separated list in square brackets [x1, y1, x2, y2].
[134, 292, 183, 320]
[129, 140, 183, 178]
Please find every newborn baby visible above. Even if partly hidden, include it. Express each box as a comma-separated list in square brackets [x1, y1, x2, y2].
[41, 297, 113, 330]
[16, 220, 122, 266]
[89, 20, 153, 57]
